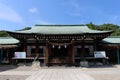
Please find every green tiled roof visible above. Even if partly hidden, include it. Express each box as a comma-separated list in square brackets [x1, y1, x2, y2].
[9, 25, 112, 35]
[0, 37, 19, 45]
[102, 36, 120, 44]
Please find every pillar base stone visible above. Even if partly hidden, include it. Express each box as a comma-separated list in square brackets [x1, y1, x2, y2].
[80, 61, 89, 67]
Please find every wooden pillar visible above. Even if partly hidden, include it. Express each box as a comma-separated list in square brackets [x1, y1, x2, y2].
[68, 45, 71, 57]
[23, 38, 26, 52]
[49, 44, 52, 57]
[35, 39, 39, 54]
[0, 48, 3, 64]
[94, 39, 97, 51]
[117, 46, 120, 64]
[81, 39, 85, 60]
[72, 44, 75, 64]
[46, 43, 49, 65]
[43, 46, 46, 66]
[6, 49, 9, 61]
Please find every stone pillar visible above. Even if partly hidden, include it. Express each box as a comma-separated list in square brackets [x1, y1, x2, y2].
[80, 60, 89, 67]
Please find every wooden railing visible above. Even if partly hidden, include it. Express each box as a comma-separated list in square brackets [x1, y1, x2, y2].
[26, 54, 44, 57]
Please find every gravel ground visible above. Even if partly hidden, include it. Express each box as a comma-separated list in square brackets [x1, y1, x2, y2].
[81, 65, 120, 80]
[0, 64, 120, 80]
[91, 74, 120, 80]
[0, 75, 29, 80]
[0, 64, 38, 80]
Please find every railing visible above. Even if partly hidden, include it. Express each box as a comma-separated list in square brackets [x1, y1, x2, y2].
[26, 54, 44, 57]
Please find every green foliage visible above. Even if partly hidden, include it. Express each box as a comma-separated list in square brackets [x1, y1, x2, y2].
[87, 22, 95, 29]
[0, 31, 9, 37]
[87, 22, 99, 30]
[17, 27, 31, 31]
[0, 27, 31, 37]
[96, 24, 119, 31]
[111, 29, 120, 36]
[87, 23, 120, 36]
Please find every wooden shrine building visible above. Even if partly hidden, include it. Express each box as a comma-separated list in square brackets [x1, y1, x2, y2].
[0, 37, 19, 64]
[7, 25, 113, 66]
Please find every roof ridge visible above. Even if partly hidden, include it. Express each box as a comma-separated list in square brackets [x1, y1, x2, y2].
[35, 24, 86, 27]
[0, 37, 13, 39]
[108, 36, 120, 38]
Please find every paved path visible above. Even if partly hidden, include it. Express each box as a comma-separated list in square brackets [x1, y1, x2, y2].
[26, 68, 95, 80]
[1, 65, 120, 80]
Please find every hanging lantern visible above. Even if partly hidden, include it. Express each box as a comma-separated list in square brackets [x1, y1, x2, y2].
[52, 45, 55, 48]
[64, 45, 67, 48]
[58, 46, 61, 49]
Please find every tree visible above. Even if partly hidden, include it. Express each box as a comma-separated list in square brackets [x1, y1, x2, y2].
[17, 27, 31, 31]
[86, 22, 96, 29]
[0, 27, 31, 37]
[97, 24, 119, 31]
[111, 29, 120, 36]
[0, 31, 9, 37]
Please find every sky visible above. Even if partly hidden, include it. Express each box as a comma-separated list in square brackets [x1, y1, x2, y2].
[0, 0, 120, 30]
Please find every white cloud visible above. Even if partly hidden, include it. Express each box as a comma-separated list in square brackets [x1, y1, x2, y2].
[38, 21, 51, 24]
[62, 0, 81, 17]
[36, 20, 53, 25]
[0, 3, 23, 23]
[29, 8, 38, 13]
[106, 15, 120, 23]
[111, 16, 119, 21]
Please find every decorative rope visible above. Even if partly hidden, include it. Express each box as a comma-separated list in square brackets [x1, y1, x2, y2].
[48, 40, 74, 46]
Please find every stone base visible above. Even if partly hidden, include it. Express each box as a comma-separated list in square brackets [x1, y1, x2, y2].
[32, 61, 41, 68]
[80, 61, 89, 67]
[17, 63, 26, 66]
[96, 62, 103, 66]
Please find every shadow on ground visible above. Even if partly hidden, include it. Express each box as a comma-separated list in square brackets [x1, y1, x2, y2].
[89, 64, 118, 68]
[0, 64, 18, 72]
[0, 63, 119, 72]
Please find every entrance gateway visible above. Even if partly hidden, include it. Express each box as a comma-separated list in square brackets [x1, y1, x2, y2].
[49, 45, 71, 66]
[7, 25, 113, 66]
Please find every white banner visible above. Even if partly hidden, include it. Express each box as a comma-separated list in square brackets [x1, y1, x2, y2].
[15, 52, 26, 58]
[94, 51, 106, 58]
